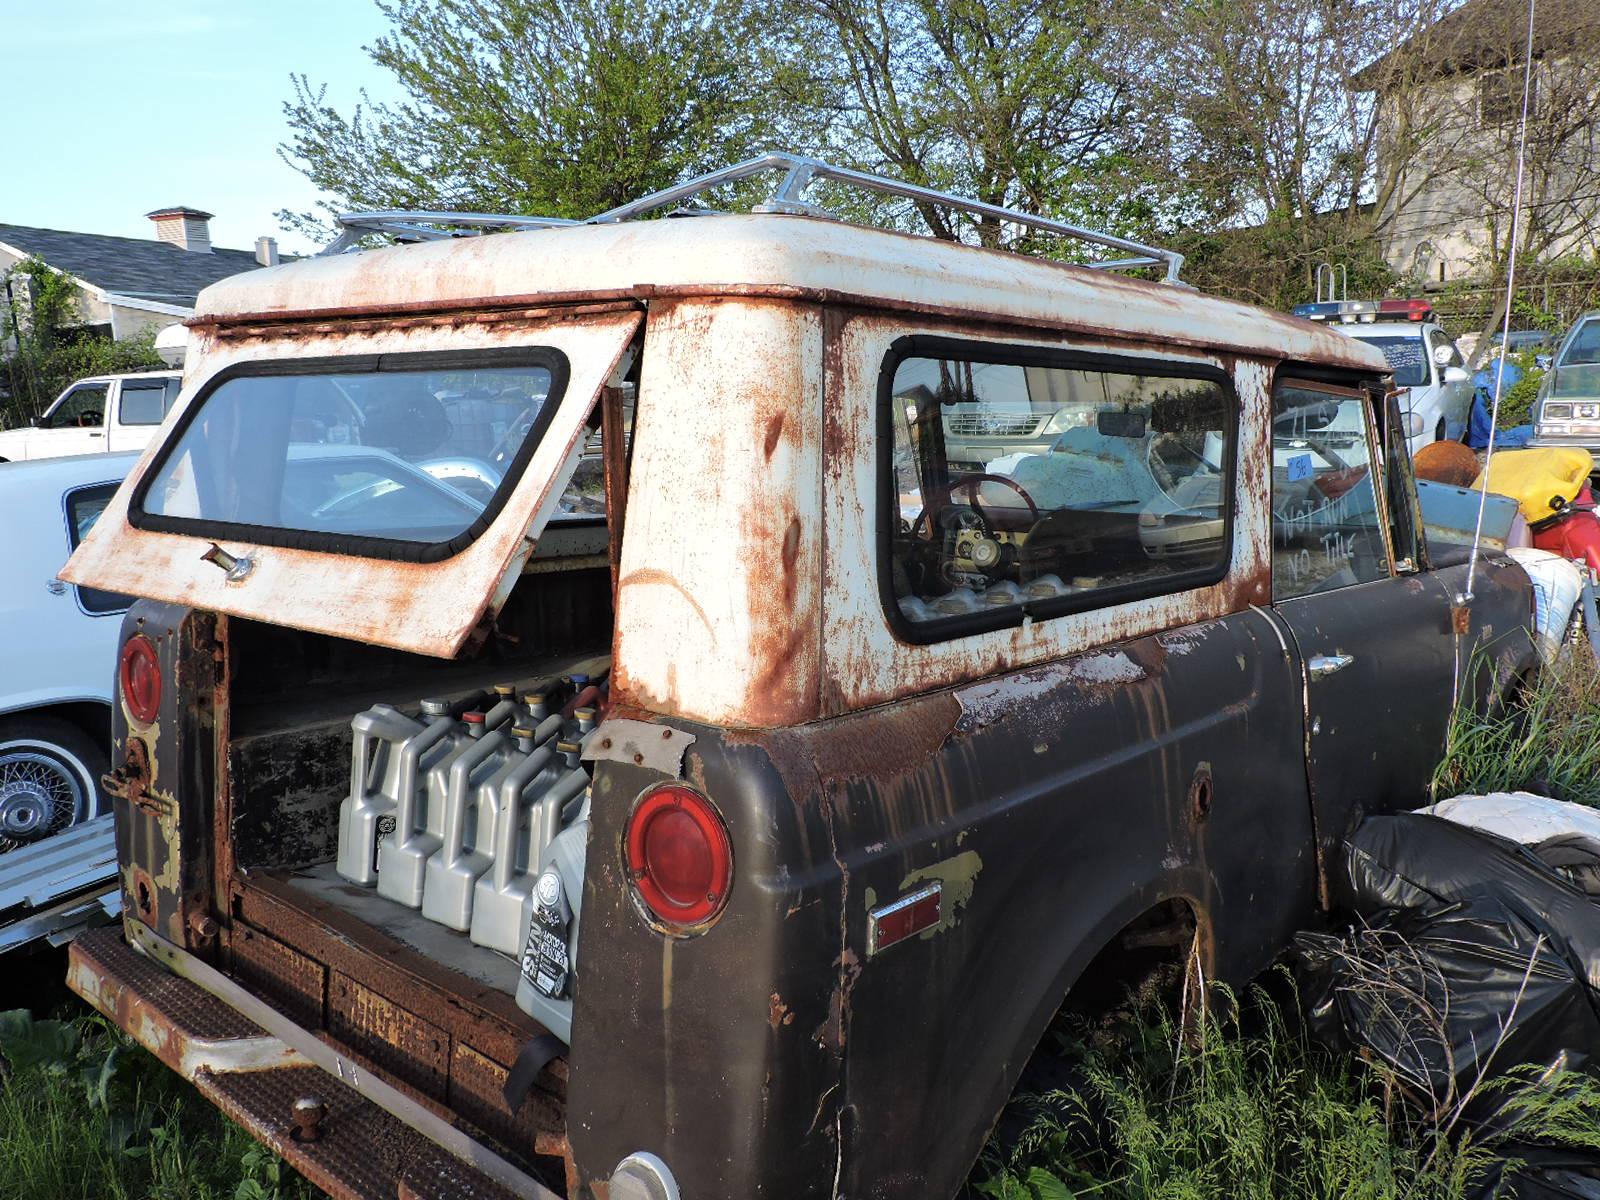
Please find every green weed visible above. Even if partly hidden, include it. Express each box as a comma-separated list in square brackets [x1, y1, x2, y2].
[973, 978, 1600, 1200]
[0, 1008, 321, 1200]
[1432, 647, 1600, 806]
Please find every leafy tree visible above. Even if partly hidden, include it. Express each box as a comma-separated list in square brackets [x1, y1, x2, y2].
[279, 0, 821, 233]
[794, 0, 1167, 253]
[1, 258, 163, 428]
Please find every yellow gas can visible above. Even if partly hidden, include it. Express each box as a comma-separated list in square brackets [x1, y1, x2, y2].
[1475, 447, 1593, 524]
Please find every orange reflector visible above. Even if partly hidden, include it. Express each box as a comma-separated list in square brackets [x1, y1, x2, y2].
[867, 883, 942, 956]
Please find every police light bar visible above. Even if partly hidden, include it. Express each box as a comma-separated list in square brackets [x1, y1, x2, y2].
[1292, 298, 1431, 324]
[1377, 298, 1433, 322]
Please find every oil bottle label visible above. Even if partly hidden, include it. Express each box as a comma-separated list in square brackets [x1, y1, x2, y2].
[521, 902, 570, 999]
[373, 815, 396, 873]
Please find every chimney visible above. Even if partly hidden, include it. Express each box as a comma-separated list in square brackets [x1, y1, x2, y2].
[146, 206, 214, 254]
[255, 236, 280, 267]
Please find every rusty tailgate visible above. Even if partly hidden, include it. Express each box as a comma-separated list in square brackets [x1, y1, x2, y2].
[61, 307, 641, 658]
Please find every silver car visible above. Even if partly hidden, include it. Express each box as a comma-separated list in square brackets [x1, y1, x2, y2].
[1532, 311, 1600, 468]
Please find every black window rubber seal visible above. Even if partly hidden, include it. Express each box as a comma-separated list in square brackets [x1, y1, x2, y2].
[127, 346, 572, 565]
[877, 334, 1239, 647]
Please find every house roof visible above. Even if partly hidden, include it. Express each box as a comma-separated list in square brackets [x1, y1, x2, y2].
[0, 223, 263, 309]
[1353, 0, 1594, 90]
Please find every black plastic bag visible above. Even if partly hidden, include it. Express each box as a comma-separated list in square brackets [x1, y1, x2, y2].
[1295, 814, 1600, 1122]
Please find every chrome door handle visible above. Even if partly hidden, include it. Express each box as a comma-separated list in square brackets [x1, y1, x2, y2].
[1308, 653, 1354, 680]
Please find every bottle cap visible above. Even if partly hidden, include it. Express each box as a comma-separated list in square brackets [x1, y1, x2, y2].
[493, 683, 515, 697]
[420, 697, 450, 716]
[510, 724, 534, 739]
[463, 711, 486, 724]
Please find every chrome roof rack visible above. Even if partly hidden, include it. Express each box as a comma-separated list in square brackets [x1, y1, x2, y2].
[322, 151, 1186, 283]
[320, 210, 579, 256]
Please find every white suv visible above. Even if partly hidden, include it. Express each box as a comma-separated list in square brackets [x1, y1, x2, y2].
[0, 371, 182, 463]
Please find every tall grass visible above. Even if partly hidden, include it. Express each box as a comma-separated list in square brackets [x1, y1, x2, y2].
[1432, 647, 1600, 806]
[974, 979, 1600, 1200]
[0, 1008, 320, 1200]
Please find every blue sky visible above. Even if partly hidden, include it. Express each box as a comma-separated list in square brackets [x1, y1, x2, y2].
[2, 2, 397, 255]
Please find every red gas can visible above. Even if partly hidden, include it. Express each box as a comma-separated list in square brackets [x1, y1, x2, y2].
[1532, 483, 1600, 571]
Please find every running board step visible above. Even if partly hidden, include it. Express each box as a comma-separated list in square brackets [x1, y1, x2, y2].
[68, 926, 559, 1200]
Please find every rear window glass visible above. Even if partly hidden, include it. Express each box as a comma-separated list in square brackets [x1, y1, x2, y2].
[884, 344, 1234, 636]
[66, 483, 134, 614]
[1354, 335, 1428, 387]
[132, 352, 568, 558]
[119, 378, 181, 426]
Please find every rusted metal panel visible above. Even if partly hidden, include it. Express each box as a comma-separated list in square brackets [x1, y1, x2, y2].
[328, 970, 451, 1101]
[68, 926, 307, 1078]
[610, 298, 826, 728]
[576, 604, 1317, 1199]
[448, 1041, 567, 1161]
[104, 603, 219, 948]
[236, 874, 536, 1067]
[817, 314, 1278, 717]
[189, 217, 1385, 373]
[61, 311, 643, 659]
[202, 1066, 535, 1200]
[230, 923, 326, 1028]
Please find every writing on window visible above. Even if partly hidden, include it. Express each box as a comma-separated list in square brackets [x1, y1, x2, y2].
[885, 350, 1233, 631]
[1272, 384, 1390, 599]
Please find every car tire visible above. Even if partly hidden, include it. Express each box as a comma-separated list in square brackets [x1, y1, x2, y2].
[0, 715, 108, 853]
[1435, 417, 1447, 443]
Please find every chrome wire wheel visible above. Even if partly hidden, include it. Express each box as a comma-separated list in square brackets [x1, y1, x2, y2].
[0, 740, 90, 853]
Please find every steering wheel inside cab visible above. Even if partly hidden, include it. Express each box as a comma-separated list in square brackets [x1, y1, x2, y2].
[909, 473, 1040, 584]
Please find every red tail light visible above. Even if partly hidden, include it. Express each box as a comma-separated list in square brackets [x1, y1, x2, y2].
[625, 784, 732, 930]
[119, 636, 162, 725]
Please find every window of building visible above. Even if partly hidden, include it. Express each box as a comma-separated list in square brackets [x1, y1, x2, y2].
[1479, 68, 1536, 127]
[883, 341, 1235, 637]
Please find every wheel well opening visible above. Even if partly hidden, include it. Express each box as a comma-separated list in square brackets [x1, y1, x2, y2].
[2, 702, 113, 758]
[1064, 898, 1198, 1020]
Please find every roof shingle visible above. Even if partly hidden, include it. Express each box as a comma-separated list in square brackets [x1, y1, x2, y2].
[0, 223, 266, 308]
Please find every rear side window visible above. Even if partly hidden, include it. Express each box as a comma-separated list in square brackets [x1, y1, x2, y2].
[118, 378, 181, 426]
[882, 339, 1235, 638]
[65, 483, 133, 614]
[130, 349, 570, 562]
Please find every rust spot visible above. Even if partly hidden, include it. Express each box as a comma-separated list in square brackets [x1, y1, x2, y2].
[768, 992, 796, 1030]
[781, 518, 802, 575]
[764, 412, 786, 460]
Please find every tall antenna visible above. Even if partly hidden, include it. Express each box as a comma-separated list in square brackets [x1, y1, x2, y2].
[1463, 0, 1539, 603]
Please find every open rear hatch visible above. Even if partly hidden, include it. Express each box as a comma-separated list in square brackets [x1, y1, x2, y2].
[62, 303, 644, 1196]
[62, 305, 642, 657]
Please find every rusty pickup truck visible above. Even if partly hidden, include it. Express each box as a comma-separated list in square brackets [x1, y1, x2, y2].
[59, 154, 1535, 1200]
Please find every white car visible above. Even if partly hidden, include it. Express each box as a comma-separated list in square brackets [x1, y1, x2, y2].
[0, 453, 139, 852]
[1292, 301, 1473, 454]
[0, 371, 182, 463]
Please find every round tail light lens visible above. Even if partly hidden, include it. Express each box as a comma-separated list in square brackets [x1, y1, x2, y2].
[119, 636, 162, 725]
[625, 784, 732, 930]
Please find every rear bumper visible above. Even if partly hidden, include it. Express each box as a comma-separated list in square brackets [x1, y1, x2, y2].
[68, 925, 556, 1200]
